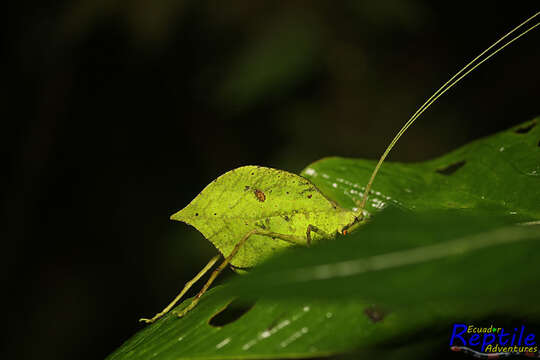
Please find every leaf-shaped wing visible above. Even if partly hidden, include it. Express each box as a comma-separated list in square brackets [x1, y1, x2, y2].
[171, 166, 357, 268]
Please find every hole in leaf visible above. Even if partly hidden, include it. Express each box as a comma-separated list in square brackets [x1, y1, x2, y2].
[515, 120, 537, 134]
[208, 298, 255, 327]
[436, 160, 466, 175]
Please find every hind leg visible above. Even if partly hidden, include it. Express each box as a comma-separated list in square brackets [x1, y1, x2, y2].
[175, 229, 304, 318]
[139, 254, 220, 323]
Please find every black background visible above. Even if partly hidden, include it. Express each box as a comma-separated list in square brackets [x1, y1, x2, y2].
[4, 1, 540, 359]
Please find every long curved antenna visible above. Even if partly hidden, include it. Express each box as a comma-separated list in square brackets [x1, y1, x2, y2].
[359, 11, 540, 210]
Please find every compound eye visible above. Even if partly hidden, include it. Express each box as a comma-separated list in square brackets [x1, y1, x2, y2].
[342, 229, 348, 235]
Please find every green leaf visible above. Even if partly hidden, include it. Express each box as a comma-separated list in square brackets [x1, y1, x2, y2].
[171, 166, 357, 268]
[107, 210, 540, 360]
[108, 120, 540, 359]
[227, 209, 540, 308]
[107, 287, 387, 360]
[301, 118, 540, 219]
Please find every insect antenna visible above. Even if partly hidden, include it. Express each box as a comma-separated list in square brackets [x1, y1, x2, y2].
[359, 11, 540, 211]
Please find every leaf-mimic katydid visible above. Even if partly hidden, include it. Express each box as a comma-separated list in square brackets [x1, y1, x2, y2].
[139, 12, 540, 323]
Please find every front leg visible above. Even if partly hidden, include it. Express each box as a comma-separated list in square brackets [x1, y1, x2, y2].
[306, 224, 330, 246]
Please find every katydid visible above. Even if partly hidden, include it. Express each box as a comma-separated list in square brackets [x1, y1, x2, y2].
[139, 12, 540, 324]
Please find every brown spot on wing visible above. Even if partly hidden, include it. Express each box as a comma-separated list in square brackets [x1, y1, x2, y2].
[254, 189, 266, 202]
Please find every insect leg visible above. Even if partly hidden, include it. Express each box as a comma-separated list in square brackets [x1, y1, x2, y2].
[175, 229, 304, 318]
[139, 254, 220, 324]
[306, 225, 330, 246]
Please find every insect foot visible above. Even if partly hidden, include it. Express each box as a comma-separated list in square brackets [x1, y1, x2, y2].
[174, 307, 191, 319]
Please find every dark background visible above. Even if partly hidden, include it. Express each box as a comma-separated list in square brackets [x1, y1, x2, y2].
[3, 1, 539, 359]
